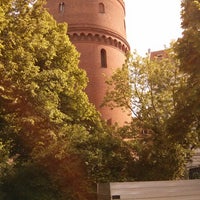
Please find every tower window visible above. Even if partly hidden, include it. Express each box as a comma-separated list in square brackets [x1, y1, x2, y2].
[99, 3, 105, 13]
[124, 19, 126, 31]
[101, 49, 107, 68]
[59, 2, 65, 13]
[107, 118, 112, 125]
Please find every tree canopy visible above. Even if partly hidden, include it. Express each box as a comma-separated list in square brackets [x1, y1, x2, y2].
[172, 0, 200, 150]
[103, 48, 195, 180]
[0, 1, 141, 199]
[0, 0, 102, 199]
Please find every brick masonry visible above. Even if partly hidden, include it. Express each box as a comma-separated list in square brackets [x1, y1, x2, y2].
[45, 0, 131, 125]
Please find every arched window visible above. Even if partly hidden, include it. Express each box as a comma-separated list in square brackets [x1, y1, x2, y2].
[99, 3, 105, 13]
[59, 2, 65, 13]
[107, 118, 112, 125]
[101, 49, 107, 68]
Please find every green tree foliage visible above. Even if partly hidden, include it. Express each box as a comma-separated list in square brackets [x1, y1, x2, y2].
[173, 0, 200, 150]
[1, 163, 61, 200]
[175, 0, 200, 73]
[103, 49, 192, 180]
[0, 0, 101, 199]
[0, 0, 140, 198]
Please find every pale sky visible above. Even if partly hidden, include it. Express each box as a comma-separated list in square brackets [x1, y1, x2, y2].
[125, 0, 183, 55]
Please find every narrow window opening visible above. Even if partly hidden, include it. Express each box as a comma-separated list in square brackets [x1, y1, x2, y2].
[99, 3, 105, 13]
[107, 118, 112, 126]
[189, 167, 200, 179]
[155, 54, 163, 61]
[112, 195, 120, 199]
[101, 49, 107, 68]
[59, 2, 65, 13]
[124, 19, 126, 31]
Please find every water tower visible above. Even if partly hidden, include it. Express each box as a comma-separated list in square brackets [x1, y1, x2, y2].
[46, 0, 130, 125]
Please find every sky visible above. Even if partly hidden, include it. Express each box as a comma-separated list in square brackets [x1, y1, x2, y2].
[125, 0, 183, 55]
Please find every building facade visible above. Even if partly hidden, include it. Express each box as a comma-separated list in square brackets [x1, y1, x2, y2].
[45, 0, 130, 125]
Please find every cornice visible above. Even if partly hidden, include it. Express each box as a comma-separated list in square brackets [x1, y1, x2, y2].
[68, 26, 130, 53]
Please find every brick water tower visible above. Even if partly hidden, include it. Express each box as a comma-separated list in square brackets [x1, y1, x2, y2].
[46, 0, 130, 125]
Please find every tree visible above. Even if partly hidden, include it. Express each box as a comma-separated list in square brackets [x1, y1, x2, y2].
[0, 0, 102, 199]
[175, 0, 200, 74]
[103, 48, 192, 180]
[172, 0, 200, 151]
[0, 1, 141, 198]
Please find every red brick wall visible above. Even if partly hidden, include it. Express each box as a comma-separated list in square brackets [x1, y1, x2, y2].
[45, 0, 131, 125]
